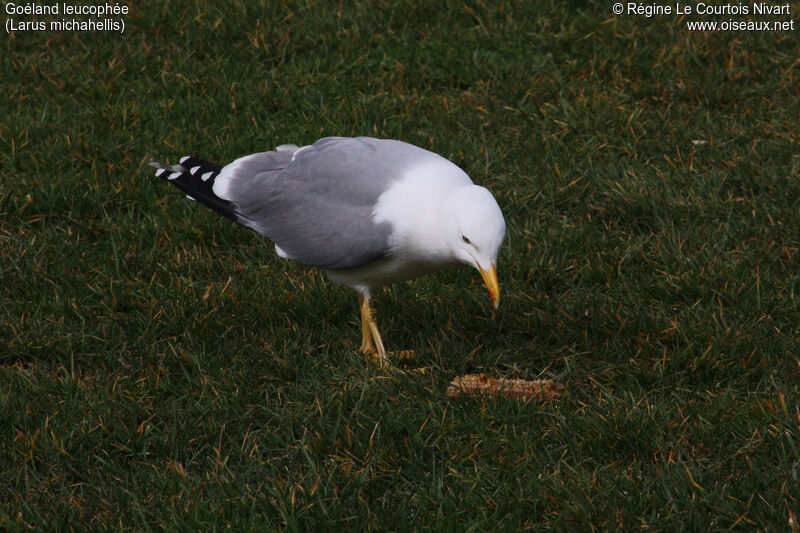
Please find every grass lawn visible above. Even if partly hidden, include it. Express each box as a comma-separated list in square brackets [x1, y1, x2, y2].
[2, 0, 799, 529]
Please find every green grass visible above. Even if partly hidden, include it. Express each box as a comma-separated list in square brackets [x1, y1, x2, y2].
[2, 0, 800, 529]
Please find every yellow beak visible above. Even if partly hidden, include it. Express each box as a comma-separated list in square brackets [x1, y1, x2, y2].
[479, 263, 500, 309]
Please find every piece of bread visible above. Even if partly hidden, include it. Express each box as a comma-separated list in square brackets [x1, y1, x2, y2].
[446, 373, 564, 401]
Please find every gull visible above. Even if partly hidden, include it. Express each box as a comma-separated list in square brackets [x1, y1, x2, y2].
[151, 136, 505, 365]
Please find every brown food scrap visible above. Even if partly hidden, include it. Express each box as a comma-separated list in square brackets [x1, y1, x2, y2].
[446, 373, 564, 401]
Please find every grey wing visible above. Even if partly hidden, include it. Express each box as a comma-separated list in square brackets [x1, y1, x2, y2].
[213, 137, 432, 270]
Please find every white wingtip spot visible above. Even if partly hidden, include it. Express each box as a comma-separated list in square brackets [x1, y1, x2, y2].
[186, 195, 196, 201]
[168, 172, 182, 180]
[190, 165, 201, 175]
[155, 168, 168, 177]
[180, 156, 190, 164]
[201, 171, 213, 182]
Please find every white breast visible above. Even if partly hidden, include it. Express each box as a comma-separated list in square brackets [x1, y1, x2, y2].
[326, 158, 472, 295]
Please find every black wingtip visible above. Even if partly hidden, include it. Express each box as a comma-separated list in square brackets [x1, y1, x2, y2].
[153, 157, 238, 223]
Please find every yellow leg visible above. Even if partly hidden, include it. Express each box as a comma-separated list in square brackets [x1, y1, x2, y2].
[359, 294, 387, 366]
[358, 294, 374, 354]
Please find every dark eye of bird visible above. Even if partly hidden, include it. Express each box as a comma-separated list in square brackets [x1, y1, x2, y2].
[462, 235, 471, 244]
